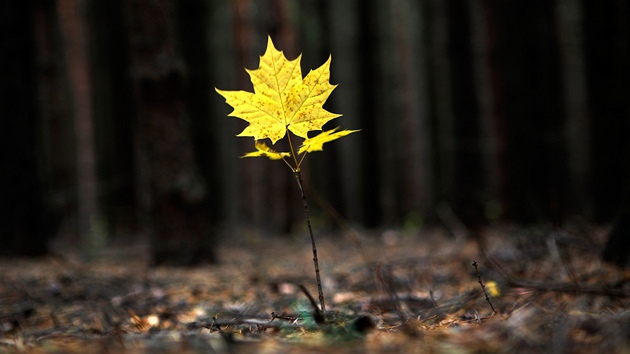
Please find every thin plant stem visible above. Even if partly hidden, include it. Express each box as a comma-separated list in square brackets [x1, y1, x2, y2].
[283, 130, 327, 320]
[472, 260, 497, 315]
[293, 169, 327, 319]
[285, 130, 301, 171]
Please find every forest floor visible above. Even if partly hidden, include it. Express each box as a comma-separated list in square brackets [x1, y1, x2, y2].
[1, 224, 630, 353]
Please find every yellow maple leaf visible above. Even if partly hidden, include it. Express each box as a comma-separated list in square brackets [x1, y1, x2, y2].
[216, 36, 341, 144]
[242, 141, 290, 160]
[298, 127, 361, 154]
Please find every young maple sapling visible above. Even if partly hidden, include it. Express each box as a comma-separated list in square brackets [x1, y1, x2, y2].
[216, 36, 358, 321]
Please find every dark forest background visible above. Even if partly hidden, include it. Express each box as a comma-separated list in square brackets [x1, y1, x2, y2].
[1, 0, 629, 265]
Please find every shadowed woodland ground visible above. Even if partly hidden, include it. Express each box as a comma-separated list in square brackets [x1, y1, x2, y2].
[2, 225, 630, 353]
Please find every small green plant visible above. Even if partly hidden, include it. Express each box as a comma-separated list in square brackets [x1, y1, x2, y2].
[216, 36, 358, 320]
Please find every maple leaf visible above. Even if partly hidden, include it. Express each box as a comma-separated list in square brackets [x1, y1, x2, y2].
[242, 141, 290, 160]
[299, 127, 361, 154]
[216, 36, 341, 144]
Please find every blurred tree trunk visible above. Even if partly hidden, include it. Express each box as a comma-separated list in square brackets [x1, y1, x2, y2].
[428, 0, 487, 231]
[88, 1, 137, 239]
[468, 0, 500, 224]
[603, 198, 630, 268]
[427, 0, 456, 212]
[481, 2, 570, 224]
[583, 0, 630, 223]
[391, 0, 432, 223]
[590, 1, 630, 266]
[447, 0, 486, 232]
[326, 0, 366, 223]
[34, 0, 77, 246]
[207, 0, 240, 236]
[355, 0, 384, 227]
[371, 1, 401, 225]
[0, 2, 48, 256]
[557, 0, 589, 215]
[174, 0, 226, 240]
[58, 0, 103, 258]
[124, 0, 215, 265]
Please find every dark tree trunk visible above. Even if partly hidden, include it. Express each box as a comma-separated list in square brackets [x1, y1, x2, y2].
[125, 0, 215, 266]
[603, 197, 630, 268]
[0, 2, 48, 256]
[175, 0, 224, 233]
[481, 2, 570, 224]
[391, 0, 431, 221]
[325, 0, 366, 224]
[58, 0, 102, 258]
[356, 0, 383, 227]
[88, 0, 137, 238]
[588, 1, 630, 266]
[583, 0, 630, 223]
[447, 0, 486, 232]
[34, 0, 76, 247]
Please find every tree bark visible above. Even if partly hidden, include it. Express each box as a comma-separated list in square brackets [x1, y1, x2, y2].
[447, 0, 486, 232]
[480, 2, 570, 224]
[557, 0, 589, 215]
[125, 0, 215, 265]
[355, 0, 384, 227]
[175, 0, 222, 234]
[583, 0, 630, 223]
[0, 2, 48, 256]
[603, 197, 630, 268]
[58, 0, 103, 258]
[589, 1, 630, 266]
[391, 0, 432, 222]
[326, 0, 366, 223]
[88, 0, 137, 239]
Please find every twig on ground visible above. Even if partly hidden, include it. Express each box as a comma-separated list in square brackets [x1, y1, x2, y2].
[270, 312, 298, 325]
[472, 261, 497, 315]
[210, 313, 221, 331]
